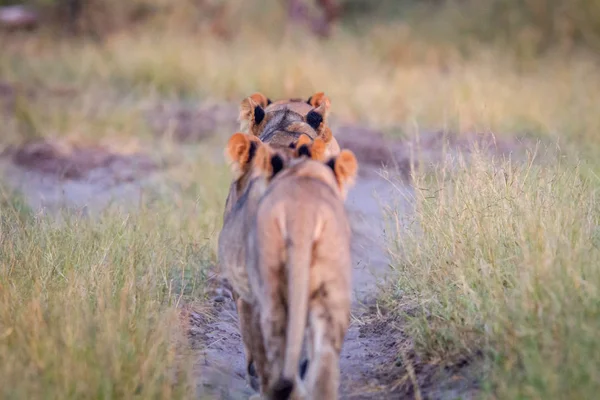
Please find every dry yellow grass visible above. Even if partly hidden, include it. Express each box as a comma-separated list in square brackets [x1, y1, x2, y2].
[0, 146, 228, 399]
[386, 148, 600, 398]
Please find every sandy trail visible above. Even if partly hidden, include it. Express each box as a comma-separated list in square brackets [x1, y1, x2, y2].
[194, 163, 411, 400]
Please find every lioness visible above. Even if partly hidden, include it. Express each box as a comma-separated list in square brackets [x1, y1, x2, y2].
[218, 133, 326, 392]
[246, 143, 358, 400]
[239, 92, 341, 157]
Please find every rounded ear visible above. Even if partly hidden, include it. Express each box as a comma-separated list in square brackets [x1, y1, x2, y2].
[295, 134, 313, 149]
[306, 110, 323, 130]
[306, 92, 330, 111]
[252, 143, 271, 176]
[309, 137, 327, 161]
[270, 154, 284, 176]
[239, 96, 257, 122]
[249, 92, 271, 108]
[253, 144, 286, 178]
[329, 150, 358, 188]
[239, 96, 266, 130]
[305, 101, 328, 130]
[295, 134, 314, 158]
[295, 136, 326, 161]
[226, 133, 258, 173]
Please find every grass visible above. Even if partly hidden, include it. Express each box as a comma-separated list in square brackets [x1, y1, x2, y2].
[386, 148, 600, 398]
[0, 145, 228, 398]
[3, 27, 600, 162]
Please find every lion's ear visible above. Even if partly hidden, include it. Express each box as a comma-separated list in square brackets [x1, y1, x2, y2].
[270, 153, 284, 177]
[249, 92, 271, 108]
[295, 134, 312, 148]
[306, 98, 334, 142]
[327, 150, 358, 189]
[309, 137, 327, 161]
[306, 92, 330, 111]
[294, 135, 326, 161]
[239, 96, 266, 134]
[252, 143, 284, 178]
[318, 125, 333, 144]
[295, 134, 314, 158]
[305, 102, 325, 131]
[306, 93, 331, 135]
[252, 143, 269, 174]
[225, 133, 259, 175]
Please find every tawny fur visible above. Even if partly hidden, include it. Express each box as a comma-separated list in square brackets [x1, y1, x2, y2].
[218, 133, 330, 395]
[239, 92, 340, 158]
[246, 150, 358, 400]
[219, 133, 297, 391]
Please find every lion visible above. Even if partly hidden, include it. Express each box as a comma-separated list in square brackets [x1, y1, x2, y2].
[245, 142, 358, 400]
[239, 91, 341, 157]
[218, 133, 327, 392]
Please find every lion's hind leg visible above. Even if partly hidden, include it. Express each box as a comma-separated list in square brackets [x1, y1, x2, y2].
[258, 274, 291, 398]
[235, 295, 261, 392]
[304, 297, 348, 400]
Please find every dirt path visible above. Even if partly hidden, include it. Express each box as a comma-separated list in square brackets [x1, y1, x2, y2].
[193, 164, 411, 400]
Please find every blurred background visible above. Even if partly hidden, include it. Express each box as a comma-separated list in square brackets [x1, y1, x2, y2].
[2, 0, 599, 147]
[2, 0, 600, 175]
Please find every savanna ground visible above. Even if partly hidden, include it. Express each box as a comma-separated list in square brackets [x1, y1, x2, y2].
[1, 0, 600, 399]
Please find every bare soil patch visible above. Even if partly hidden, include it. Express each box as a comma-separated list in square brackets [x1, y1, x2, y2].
[148, 101, 239, 142]
[338, 307, 405, 399]
[189, 275, 257, 400]
[189, 286, 407, 400]
[0, 139, 159, 214]
[6, 140, 156, 181]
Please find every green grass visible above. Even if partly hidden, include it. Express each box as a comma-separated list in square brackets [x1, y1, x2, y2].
[0, 148, 227, 398]
[386, 148, 600, 398]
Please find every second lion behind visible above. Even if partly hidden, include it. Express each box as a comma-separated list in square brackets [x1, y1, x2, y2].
[247, 146, 358, 400]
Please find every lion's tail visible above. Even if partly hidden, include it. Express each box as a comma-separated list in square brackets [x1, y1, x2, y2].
[269, 224, 312, 400]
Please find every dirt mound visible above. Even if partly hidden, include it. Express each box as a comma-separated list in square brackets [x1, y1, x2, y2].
[6, 140, 156, 182]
